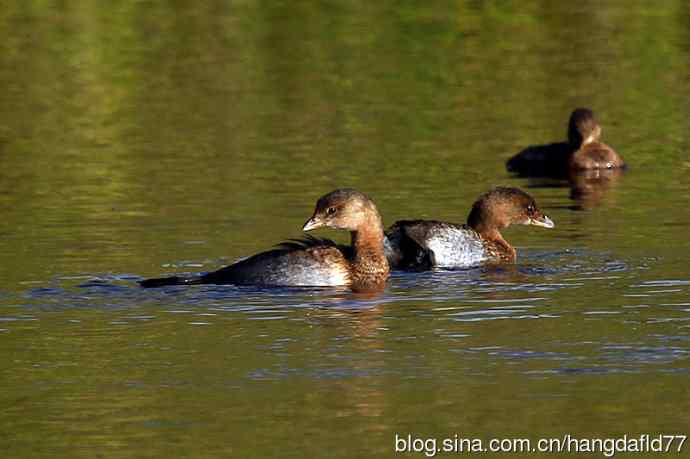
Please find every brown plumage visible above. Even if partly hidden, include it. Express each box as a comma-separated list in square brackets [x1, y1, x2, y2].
[302, 188, 389, 290]
[140, 189, 389, 291]
[507, 108, 625, 177]
[385, 187, 554, 269]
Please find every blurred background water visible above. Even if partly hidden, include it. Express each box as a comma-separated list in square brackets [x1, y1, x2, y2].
[1, 1, 689, 457]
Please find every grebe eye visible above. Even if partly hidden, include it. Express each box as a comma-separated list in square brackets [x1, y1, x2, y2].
[326, 207, 336, 215]
[527, 205, 535, 213]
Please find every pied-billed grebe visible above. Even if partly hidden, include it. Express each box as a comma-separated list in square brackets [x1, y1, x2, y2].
[506, 108, 625, 177]
[384, 187, 554, 269]
[139, 189, 389, 290]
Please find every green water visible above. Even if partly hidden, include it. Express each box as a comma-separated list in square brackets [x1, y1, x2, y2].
[1, 1, 690, 458]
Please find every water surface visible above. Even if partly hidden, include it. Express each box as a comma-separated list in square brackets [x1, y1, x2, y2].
[1, 1, 690, 457]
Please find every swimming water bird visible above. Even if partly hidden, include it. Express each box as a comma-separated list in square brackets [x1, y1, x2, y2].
[506, 108, 625, 177]
[384, 187, 554, 269]
[139, 189, 389, 290]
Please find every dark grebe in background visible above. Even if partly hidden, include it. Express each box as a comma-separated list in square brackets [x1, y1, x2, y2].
[140, 189, 389, 291]
[506, 108, 625, 177]
[384, 187, 554, 269]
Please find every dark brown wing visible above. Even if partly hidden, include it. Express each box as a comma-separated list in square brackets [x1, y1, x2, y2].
[201, 237, 351, 286]
[385, 220, 458, 269]
[141, 236, 353, 288]
[506, 142, 573, 178]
